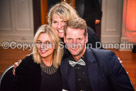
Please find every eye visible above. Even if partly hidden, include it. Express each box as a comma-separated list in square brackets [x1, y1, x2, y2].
[53, 21, 57, 24]
[63, 21, 67, 23]
[36, 41, 42, 47]
[45, 41, 52, 45]
[67, 38, 72, 40]
[77, 38, 81, 40]
[36, 41, 41, 44]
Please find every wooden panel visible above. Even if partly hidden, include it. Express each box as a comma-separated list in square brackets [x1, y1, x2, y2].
[41, 0, 47, 24]
[0, 47, 32, 76]
[63, 0, 75, 8]
[33, 0, 41, 34]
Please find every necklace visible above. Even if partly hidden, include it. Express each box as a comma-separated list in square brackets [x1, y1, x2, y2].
[40, 61, 57, 75]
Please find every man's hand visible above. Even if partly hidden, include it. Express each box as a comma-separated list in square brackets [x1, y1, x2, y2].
[95, 19, 101, 24]
[13, 60, 22, 75]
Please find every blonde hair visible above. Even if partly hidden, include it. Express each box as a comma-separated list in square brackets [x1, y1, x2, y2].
[33, 24, 63, 68]
[48, 2, 79, 26]
[64, 18, 87, 36]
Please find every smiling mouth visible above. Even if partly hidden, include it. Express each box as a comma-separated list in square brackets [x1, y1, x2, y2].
[40, 49, 48, 54]
[58, 30, 64, 33]
[71, 48, 78, 52]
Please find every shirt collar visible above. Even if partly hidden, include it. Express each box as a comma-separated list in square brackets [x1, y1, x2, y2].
[69, 49, 87, 62]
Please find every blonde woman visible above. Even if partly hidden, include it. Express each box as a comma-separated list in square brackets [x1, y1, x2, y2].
[48, 2, 79, 38]
[48, 2, 101, 48]
[13, 24, 63, 91]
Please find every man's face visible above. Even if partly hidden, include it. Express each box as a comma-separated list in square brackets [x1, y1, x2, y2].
[64, 27, 88, 57]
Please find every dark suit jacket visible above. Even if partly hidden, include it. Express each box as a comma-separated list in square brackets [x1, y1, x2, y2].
[83, 0, 102, 29]
[60, 48, 135, 91]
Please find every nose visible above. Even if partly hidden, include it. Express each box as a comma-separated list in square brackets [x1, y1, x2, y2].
[58, 22, 63, 29]
[72, 40, 78, 44]
[71, 40, 80, 48]
[40, 43, 47, 50]
[41, 43, 44, 48]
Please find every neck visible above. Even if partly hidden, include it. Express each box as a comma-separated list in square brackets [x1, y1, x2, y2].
[42, 55, 53, 67]
[73, 48, 86, 61]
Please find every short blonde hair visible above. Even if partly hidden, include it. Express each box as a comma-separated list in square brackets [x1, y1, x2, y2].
[64, 18, 87, 36]
[48, 2, 79, 26]
[33, 24, 63, 68]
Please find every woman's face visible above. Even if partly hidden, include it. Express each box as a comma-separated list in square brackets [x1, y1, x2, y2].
[51, 14, 67, 38]
[36, 33, 54, 59]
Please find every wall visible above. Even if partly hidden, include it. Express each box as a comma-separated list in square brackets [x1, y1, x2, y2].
[121, 0, 136, 48]
[0, 0, 34, 47]
[101, 0, 135, 50]
[101, 0, 123, 44]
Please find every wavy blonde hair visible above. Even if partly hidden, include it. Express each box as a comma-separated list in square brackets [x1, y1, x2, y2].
[48, 2, 79, 26]
[33, 24, 63, 68]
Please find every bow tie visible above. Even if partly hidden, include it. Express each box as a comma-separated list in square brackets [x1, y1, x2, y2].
[69, 59, 86, 67]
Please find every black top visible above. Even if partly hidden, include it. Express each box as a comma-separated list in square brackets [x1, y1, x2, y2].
[75, 64, 91, 91]
[14, 55, 62, 91]
[40, 69, 62, 91]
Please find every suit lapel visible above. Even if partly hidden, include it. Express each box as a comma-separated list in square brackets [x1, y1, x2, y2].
[86, 49, 100, 91]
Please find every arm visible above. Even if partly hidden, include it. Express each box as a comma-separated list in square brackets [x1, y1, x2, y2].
[13, 54, 32, 75]
[13, 56, 32, 91]
[106, 52, 135, 91]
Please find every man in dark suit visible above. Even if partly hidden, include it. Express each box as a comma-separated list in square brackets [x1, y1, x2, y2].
[60, 18, 135, 91]
[76, 0, 102, 38]
[83, 0, 102, 28]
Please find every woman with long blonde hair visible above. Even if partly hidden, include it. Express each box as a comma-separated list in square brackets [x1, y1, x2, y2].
[14, 24, 63, 91]
[48, 2, 79, 38]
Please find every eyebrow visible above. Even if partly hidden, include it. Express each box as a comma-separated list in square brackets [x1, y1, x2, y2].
[36, 40, 52, 43]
